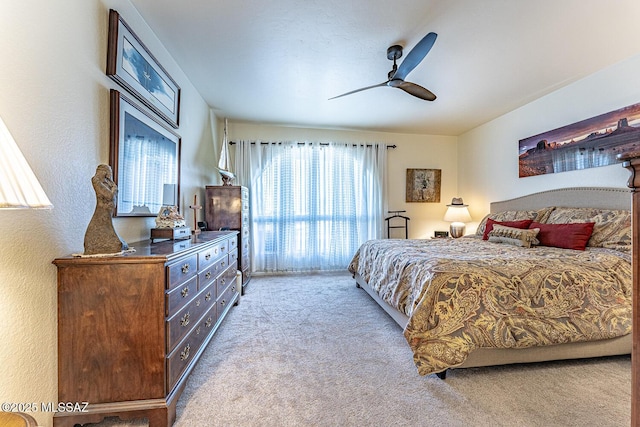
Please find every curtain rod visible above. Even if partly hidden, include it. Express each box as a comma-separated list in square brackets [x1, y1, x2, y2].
[228, 141, 396, 149]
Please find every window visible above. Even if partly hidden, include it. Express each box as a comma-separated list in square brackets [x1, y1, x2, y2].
[235, 141, 386, 273]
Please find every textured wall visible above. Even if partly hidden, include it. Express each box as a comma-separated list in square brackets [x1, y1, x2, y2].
[0, 1, 215, 426]
[457, 54, 640, 231]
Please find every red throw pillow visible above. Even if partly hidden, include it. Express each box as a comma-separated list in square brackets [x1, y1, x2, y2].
[529, 222, 595, 250]
[483, 218, 533, 240]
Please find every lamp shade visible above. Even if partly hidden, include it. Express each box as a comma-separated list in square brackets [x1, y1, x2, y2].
[162, 183, 177, 206]
[443, 206, 472, 223]
[443, 197, 472, 223]
[0, 116, 52, 209]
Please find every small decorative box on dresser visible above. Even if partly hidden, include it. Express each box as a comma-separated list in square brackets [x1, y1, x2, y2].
[53, 231, 239, 427]
[205, 185, 251, 293]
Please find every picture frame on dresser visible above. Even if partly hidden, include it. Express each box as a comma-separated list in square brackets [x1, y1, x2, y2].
[109, 89, 181, 217]
[107, 9, 181, 128]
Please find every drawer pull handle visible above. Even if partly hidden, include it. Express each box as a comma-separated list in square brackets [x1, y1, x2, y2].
[221, 246, 226, 252]
[221, 299, 226, 307]
[196, 326, 201, 335]
[205, 253, 211, 260]
[221, 278, 226, 285]
[205, 271, 211, 279]
[205, 317, 212, 328]
[221, 261, 226, 267]
[181, 287, 189, 298]
[181, 313, 190, 327]
[196, 299, 201, 307]
[181, 264, 190, 274]
[205, 292, 212, 301]
[180, 344, 190, 361]
[232, 286, 236, 293]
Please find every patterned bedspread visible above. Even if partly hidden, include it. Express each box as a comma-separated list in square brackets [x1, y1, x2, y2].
[347, 237, 632, 375]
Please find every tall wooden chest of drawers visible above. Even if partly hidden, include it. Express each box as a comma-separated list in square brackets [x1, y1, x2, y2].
[205, 185, 251, 293]
[53, 231, 239, 427]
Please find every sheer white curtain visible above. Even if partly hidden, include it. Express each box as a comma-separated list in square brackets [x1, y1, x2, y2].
[235, 140, 387, 273]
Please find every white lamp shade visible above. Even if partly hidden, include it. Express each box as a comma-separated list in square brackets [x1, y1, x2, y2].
[443, 206, 472, 223]
[162, 183, 177, 206]
[0, 116, 52, 209]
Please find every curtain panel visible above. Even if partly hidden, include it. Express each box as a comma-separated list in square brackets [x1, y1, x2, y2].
[234, 140, 387, 273]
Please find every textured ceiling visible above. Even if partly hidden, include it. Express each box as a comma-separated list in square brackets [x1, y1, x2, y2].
[130, 0, 640, 135]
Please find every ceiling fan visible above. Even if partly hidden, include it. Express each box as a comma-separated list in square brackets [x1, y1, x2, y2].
[329, 32, 438, 101]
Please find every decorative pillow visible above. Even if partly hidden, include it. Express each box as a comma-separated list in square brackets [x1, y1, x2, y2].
[482, 218, 533, 240]
[529, 221, 595, 250]
[488, 224, 540, 248]
[543, 207, 631, 253]
[475, 207, 555, 238]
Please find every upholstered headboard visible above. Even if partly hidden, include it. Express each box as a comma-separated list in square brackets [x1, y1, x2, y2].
[490, 187, 631, 214]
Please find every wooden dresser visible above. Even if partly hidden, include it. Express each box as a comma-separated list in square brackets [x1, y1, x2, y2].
[205, 185, 251, 293]
[53, 231, 239, 427]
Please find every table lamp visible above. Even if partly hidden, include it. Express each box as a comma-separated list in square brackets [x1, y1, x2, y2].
[443, 197, 471, 238]
[0, 116, 52, 209]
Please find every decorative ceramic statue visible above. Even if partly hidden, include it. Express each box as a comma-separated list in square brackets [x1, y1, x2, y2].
[83, 164, 129, 255]
[155, 205, 186, 228]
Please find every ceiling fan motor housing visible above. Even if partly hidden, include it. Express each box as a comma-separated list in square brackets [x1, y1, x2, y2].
[387, 45, 403, 60]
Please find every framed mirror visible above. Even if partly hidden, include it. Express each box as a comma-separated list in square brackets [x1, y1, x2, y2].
[109, 89, 181, 217]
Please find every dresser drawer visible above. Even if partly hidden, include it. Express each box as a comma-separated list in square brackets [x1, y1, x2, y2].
[165, 275, 197, 317]
[242, 252, 250, 269]
[198, 305, 218, 340]
[166, 303, 217, 391]
[228, 236, 238, 253]
[242, 266, 251, 284]
[218, 238, 230, 257]
[167, 255, 198, 290]
[228, 249, 238, 268]
[198, 244, 223, 270]
[217, 278, 238, 316]
[203, 256, 227, 282]
[198, 265, 217, 292]
[166, 283, 216, 351]
[216, 265, 237, 297]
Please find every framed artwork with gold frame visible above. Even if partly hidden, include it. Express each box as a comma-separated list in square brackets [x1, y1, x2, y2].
[406, 168, 441, 202]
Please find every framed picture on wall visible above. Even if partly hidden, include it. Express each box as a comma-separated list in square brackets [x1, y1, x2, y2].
[107, 9, 181, 128]
[518, 101, 640, 177]
[406, 168, 441, 202]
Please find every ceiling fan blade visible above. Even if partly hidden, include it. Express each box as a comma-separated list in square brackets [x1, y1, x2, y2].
[328, 82, 387, 100]
[394, 80, 436, 101]
[392, 32, 437, 81]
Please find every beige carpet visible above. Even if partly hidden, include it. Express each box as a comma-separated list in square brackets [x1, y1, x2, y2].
[92, 271, 631, 427]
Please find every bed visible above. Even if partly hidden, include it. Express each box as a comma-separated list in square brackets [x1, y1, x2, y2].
[348, 187, 633, 378]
